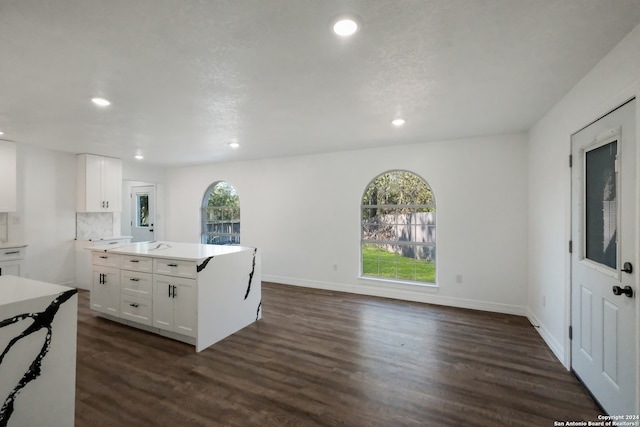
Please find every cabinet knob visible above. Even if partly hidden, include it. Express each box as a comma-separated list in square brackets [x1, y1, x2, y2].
[129, 303, 139, 308]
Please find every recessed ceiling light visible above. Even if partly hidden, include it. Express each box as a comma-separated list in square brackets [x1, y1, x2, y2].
[91, 97, 111, 107]
[134, 154, 144, 160]
[333, 15, 360, 36]
[0, 131, 4, 136]
[392, 118, 406, 127]
[229, 142, 240, 149]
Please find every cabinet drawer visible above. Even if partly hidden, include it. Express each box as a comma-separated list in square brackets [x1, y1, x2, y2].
[120, 271, 153, 299]
[120, 255, 152, 273]
[0, 247, 24, 261]
[153, 258, 196, 279]
[120, 295, 152, 326]
[92, 252, 120, 268]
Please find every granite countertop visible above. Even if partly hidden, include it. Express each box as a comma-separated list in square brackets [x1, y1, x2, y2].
[87, 241, 254, 261]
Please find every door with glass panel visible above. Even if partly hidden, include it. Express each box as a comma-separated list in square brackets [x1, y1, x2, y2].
[570, 99, 637, 415]
[131, 185, 156, 243]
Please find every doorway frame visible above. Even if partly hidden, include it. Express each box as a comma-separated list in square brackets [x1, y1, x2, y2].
[122, 180, 163, 242]
[567, 89, 640, 415]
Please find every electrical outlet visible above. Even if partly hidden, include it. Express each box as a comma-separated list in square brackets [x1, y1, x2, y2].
[455, 274, 463, 284]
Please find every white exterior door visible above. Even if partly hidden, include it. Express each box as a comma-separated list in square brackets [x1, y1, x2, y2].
[571, 99, 637, 415]
[131, 185, 156, 242]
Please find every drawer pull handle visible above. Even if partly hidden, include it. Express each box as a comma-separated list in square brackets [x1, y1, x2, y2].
[4, 251, 19, 255]
[99, 256, 108, 259]
[167, 263, 178, 267]
[130, 260, 140, 263]
[129, 278, 140, 282]
[129, 303, 139, 308]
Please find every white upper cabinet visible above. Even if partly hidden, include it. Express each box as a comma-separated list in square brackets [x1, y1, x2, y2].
[0, 141, 16, 212]
[77, 154, 122, 212]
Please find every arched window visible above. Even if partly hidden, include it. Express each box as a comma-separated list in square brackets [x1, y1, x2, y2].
[201, 181, 240, 245]
[361, 170, 436, 284]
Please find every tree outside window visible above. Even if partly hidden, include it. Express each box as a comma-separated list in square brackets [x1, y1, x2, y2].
[201, 181, 240, 245]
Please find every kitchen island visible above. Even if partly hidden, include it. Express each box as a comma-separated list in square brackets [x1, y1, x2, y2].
[88, 241, 261, 352]
[0, 276, 77, 427]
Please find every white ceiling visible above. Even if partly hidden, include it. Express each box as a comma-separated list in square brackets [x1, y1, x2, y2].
[1, 1, 639, 166]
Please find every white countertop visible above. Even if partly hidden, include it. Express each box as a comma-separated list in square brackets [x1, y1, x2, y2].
[0, 275, 74, 307]
[87, 241, 254, 261]
[75, 236, 132, 242]
[0, 242, 27, 249]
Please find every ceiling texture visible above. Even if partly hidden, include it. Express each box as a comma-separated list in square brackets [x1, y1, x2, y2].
[1, 0, 640, 166]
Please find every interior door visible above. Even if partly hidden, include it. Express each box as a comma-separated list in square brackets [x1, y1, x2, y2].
[131, 185, 155, 242]
[571, 99, 637, 415]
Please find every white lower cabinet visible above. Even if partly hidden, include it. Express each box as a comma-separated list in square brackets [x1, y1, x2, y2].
[120, 294, 152, 325]
[152, 275, 196, 337]
[0, 245, 26, 277]
[91, 265, 120, 316]
[91, 254, 197, 340]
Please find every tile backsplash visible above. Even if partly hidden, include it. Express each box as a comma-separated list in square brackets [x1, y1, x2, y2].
[76, 212, 114, 239]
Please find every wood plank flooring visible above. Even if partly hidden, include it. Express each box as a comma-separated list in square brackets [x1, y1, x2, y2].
[75, 282, 601, 426]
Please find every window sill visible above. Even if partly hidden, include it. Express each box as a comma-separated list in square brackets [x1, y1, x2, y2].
[358, 276, 439, 291]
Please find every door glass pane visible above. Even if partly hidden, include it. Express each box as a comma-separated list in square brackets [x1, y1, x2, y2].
[137, 194, 149, 227]
[585, 141, 617, 269]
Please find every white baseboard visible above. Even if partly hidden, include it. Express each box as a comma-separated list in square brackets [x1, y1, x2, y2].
[526, 307, 567, 368]
[263, 275, 527, 316]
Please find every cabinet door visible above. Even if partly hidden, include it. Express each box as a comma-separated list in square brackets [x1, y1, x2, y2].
[77, 154, 122, 212]
[152, 275, 175, 332]
[0, 261, 20, 277]
[92, 266, 120, 316]
[84, 154, 104, 212]
[102, 157, 122, 212]
[173, 279, 196, 337]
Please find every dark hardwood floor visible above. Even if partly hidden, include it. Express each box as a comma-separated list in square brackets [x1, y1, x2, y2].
[75, 282, 600, 426]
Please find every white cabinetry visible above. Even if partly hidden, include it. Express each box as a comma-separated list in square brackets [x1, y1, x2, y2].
[0, 141, 16, 212]
[77, 154, 122, 212]
[88, 242, 261, 352]
[152, 274, 196, 337]
[75, 237, 131, 290]
[0, 245, 26, 277]
[120, 255, 153, 326]
[91, 252, 121, 316]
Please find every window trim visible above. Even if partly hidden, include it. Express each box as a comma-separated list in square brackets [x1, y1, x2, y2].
[200, 181, 241, 245]
[359, 170, 436, 285]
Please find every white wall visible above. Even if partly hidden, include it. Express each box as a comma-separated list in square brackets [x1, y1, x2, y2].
[527, 23, 640, 367]
[165, 133, 528, 314]
[4, 147, 168, 286]
[10, 144, 77, 285]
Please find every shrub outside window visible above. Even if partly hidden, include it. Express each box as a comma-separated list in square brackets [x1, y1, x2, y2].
[361, 170, 436, 284]
[201, 181, 240, 245]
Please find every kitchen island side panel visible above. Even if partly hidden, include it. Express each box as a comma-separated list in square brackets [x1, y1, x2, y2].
[196, 248, 261, 352]
[0, 288, 77, 427]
